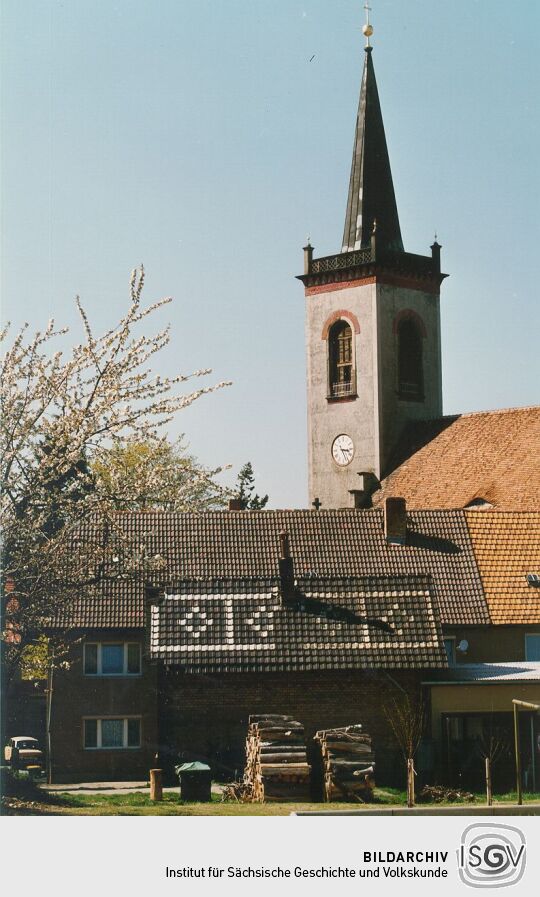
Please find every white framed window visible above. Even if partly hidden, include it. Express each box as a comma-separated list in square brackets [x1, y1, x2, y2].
[83, 642, 141, 676]
[525, 634, 540, 661]
[83, 717, 141, 750]
[327, 319, 357, 399]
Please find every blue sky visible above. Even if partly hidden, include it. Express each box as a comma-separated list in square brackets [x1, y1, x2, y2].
[2, 0, 539, 507]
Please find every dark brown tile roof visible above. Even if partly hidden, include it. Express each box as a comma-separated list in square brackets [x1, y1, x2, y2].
[149, 575, 447, 672]
[61, 508, 488, 630]
[375, 406, 540, 510]
[465, 511, 540, 625]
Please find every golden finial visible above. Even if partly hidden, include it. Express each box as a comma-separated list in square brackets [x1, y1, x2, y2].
[363, 3, 374, 47]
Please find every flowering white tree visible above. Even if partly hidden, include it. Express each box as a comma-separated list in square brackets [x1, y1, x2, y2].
[92, 435, 226, 512]
[0, 267, 230, 685]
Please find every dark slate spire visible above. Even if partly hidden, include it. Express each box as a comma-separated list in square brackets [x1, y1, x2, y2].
[342, 46, 404, 253]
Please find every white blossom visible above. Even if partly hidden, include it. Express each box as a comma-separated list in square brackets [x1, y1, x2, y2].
[0, 268, 231, 682]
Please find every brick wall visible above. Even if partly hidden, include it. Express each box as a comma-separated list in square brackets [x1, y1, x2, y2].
[158, 667, 424, 788]
[50, 630, 157, 783]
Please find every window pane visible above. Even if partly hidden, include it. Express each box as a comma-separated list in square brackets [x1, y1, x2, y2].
[127, 719, 141, 748]
[466, 717, 483, 739]
[84, 719, 97, 748]
[525, 635, 540, 661]
[446, 716, 464, 741]
[101, 644, 124, 674]
[101, 719, 124, 747]
[127, 643, 141, 674]
[84, 643, 98, 674]
[329, 321, 354, 396]
[443, 639, 455, 666]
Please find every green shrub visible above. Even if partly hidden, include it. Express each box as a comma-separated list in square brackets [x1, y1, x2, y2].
[1, 765, 42, 800]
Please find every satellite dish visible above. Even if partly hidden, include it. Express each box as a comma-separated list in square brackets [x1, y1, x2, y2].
[457, 639, 469, 654]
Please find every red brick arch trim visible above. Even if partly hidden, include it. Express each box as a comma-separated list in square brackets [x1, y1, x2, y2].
[392, 308, 427, 338]
[321, 310, 361, 340]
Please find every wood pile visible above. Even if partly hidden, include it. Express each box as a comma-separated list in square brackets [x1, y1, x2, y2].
[221, 780, 252, 803]
[243, 714, 311, 802]
[314, 724, 375, 802]
[418, 784, 475, 804]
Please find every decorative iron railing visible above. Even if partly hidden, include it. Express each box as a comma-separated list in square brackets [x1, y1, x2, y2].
[311, 247, 373, 274]
[331, 380, 355, 398]
[309, 247, 437, 277]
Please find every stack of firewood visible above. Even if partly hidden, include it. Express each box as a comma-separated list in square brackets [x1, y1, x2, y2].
[243, 714, 311, 802]
[314, 724, 375, 802]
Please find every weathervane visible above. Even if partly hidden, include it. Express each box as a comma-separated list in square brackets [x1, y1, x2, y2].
[363, 3, 374, 47]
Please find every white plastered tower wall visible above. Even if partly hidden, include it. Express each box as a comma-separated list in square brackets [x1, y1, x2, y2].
[306, 281, 377, 509]
[305, 279, 443, 509]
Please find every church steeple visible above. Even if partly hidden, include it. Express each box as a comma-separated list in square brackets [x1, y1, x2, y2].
[341, 37, 403, 254]
[299, 7, 446, 510]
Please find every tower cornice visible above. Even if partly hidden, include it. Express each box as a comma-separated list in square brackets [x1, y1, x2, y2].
[297, 246, 448, 292]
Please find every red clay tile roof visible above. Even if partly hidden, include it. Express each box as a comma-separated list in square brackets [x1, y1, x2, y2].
[465, 511, 540, 625]
[375, 406, 540, 510]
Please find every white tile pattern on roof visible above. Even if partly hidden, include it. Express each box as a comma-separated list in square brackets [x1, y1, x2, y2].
[149, 575, 447, 672]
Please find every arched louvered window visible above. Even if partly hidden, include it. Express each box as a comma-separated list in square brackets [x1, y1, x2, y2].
[329, 320, 355, 398]
[398, 318, 424, 400]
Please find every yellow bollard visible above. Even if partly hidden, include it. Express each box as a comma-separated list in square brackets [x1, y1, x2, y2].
[150, 768, 163, 802]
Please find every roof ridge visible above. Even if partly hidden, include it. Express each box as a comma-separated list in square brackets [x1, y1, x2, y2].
[465, 509, 540, 517]
[105, 507, 472, 518]
[445, 404, 540, 420]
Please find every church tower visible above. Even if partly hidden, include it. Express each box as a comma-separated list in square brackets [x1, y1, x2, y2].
[299, 14, 446, 509]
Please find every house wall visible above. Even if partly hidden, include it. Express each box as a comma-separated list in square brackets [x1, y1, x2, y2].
[50, 629, 157, 783]
[429, 683, 540, 739]
[443, 626, 540, 663]
[159, 667, 424, 787]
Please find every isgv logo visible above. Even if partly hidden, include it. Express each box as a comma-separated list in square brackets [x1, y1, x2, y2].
[458, 824, 526, 888]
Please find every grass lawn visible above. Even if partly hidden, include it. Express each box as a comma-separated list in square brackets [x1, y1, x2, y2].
[5, 787, 540, 816]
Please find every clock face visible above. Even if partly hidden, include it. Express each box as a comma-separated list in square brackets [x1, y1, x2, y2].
[332, 434, 354, 466]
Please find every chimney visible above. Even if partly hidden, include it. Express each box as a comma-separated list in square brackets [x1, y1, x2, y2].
[228, 498, 243, 511]
[278, 530, 295, 602]
[349, 471, 380, 508]
[384, 497, 407, 545]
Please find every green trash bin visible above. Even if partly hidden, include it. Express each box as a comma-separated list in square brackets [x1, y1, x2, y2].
[176, 761, 212, 802]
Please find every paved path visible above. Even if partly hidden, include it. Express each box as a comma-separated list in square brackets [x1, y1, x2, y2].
[41, 780, 224, 796]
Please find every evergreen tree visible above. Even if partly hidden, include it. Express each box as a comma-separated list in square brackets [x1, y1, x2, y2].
[235, 462, 268, 510]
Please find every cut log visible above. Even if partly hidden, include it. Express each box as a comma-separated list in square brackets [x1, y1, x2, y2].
[260, 744, 306, 752]
[258, 753, 307, 763]
[326, 741, 373, 753]
[328, 759, 374, 771]
[249, 714, 295, 723]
